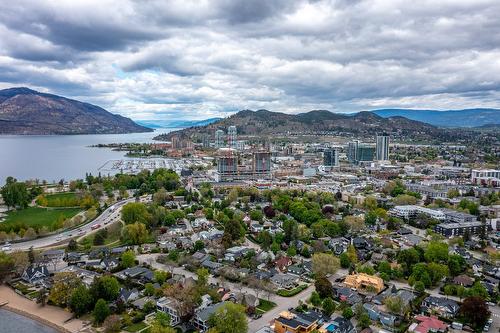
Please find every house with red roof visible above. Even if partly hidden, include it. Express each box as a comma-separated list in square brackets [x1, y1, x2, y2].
[409, 315, 448, 333]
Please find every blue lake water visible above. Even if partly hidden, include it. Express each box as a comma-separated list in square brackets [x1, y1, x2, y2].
[0, 129, 176, 184]
[0, 309, 56, 333]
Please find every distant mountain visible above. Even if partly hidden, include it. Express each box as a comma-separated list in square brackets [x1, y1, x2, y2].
[136, 118, 222, 129]
[0, 87, 152, 135]
[154, 109, 443, 141]
[372, 108, 500, 127]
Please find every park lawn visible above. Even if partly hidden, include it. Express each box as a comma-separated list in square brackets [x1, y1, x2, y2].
[124, 322, 149, 332]
[37, 192, 81, 207]
[2, 207, 82, 231]
[276, 284, 308, 297]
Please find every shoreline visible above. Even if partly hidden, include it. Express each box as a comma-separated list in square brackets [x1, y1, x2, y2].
[1, 305, 70, 333]
[0, 285, 86, 333]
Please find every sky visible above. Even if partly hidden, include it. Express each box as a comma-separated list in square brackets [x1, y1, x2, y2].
[0, 0, 500, 120]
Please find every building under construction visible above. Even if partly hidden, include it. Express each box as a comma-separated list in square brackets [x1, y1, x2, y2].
[215, 149, 272, 182]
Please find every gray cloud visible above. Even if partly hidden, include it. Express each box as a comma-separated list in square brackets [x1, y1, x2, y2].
[0, 0, 500, 120]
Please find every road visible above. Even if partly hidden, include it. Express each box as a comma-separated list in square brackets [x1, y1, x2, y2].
[6, 198, 137, 251]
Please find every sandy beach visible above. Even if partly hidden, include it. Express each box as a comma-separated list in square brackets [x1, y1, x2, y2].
[0, 285, 86, 333]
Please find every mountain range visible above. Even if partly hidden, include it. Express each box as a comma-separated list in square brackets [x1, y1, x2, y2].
[136, 118, 221, 129]
[371, 108, 500, 127]
[154, 109, 445, 141]
[0, 87, 152, 135]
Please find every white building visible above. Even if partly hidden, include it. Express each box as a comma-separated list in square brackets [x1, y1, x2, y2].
[390, 205, 445, 221]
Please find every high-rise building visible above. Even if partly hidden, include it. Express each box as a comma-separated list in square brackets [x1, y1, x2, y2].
[347, 141, 359, 163]
[348, 140, 375, 164]
[215, 129, 225, 148]
[227, 126, 237, 148]
[253, 151, 272, 174]
[323, 148, 339, 169]
[202, 135, 210, 148]
[358, 145, 375, 162]
[376, 134, 390, 161]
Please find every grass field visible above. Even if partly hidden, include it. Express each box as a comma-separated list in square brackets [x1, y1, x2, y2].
[257, 298, 277, 313]
[0, 207, 82, 232]
[36, 192, 81, 207]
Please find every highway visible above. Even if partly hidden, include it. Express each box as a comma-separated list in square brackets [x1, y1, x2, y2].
[6, 198, 137, 251]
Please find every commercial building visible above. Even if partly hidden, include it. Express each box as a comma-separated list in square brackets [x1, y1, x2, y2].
[343, 273, 384, 293]
[435, 221, 485, 238]
[376, 134, 390, 161]
[323, 148, 339, 169]
[215, 129, 225, 148]
[471, 169, 500, 187]
[348, 141, 375, 164]
[227, 126, 237, 149]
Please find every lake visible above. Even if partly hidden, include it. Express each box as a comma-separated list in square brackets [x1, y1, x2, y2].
[0, 129, 177, 184]
[0, 309, 56, 333]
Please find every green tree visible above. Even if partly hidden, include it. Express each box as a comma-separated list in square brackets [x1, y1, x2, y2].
[312, 253, 339, 277]
[310, 291, 322, 307]
[342, 306, 354, 319]
[91, 276, 120, 301]
[339, 253, 351, 269]
[424, 241, 449, 263]
[322, 297, 336, 316]
[413, 281, 425, 293]
[121, 202, 150, 224]
[48, 272, 82, 307]
[315, 276, 333, 299]
[93, 298, 111, 324]
[208, 302, 248, 333]
[70, 285, 94, 316]
[121, 222, 149, 245]
[0, 251, 14, 282]
[468, 281, 489, 299]
[154, 270, 168, 285]
[1, 178, 30, 210]
[358, 312, 371, 328]
[121, 250, 136, 268]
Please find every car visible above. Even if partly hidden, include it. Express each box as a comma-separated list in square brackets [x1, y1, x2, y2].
[79, 230, 85, 235]
[56, 236, 62, 241]
[91, 224, 101, 230]
[1, 243, 11, 251]
[483, 324, 490, 332]
[104, 220, 110, 225]
[68, 233, 73, 237]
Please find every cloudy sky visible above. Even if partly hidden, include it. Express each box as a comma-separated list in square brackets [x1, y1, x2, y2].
[1, 0, 499, 120]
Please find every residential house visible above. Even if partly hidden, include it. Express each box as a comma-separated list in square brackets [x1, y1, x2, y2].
[421, 296, 459, 319]
[157, 296, 182, 326]
[319, 316, 356, 333]
[274, 310, 323, 333]
[334, 286, 363, 305]
[21, 265, 49, 285]
[274, 256, 293, 272]
[192, 301, 230, 332]
[271, 273, 299, 289]
[453, 274, 474, 287]
[119, 288, 140, 303]
[409, 315, 448, 333]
